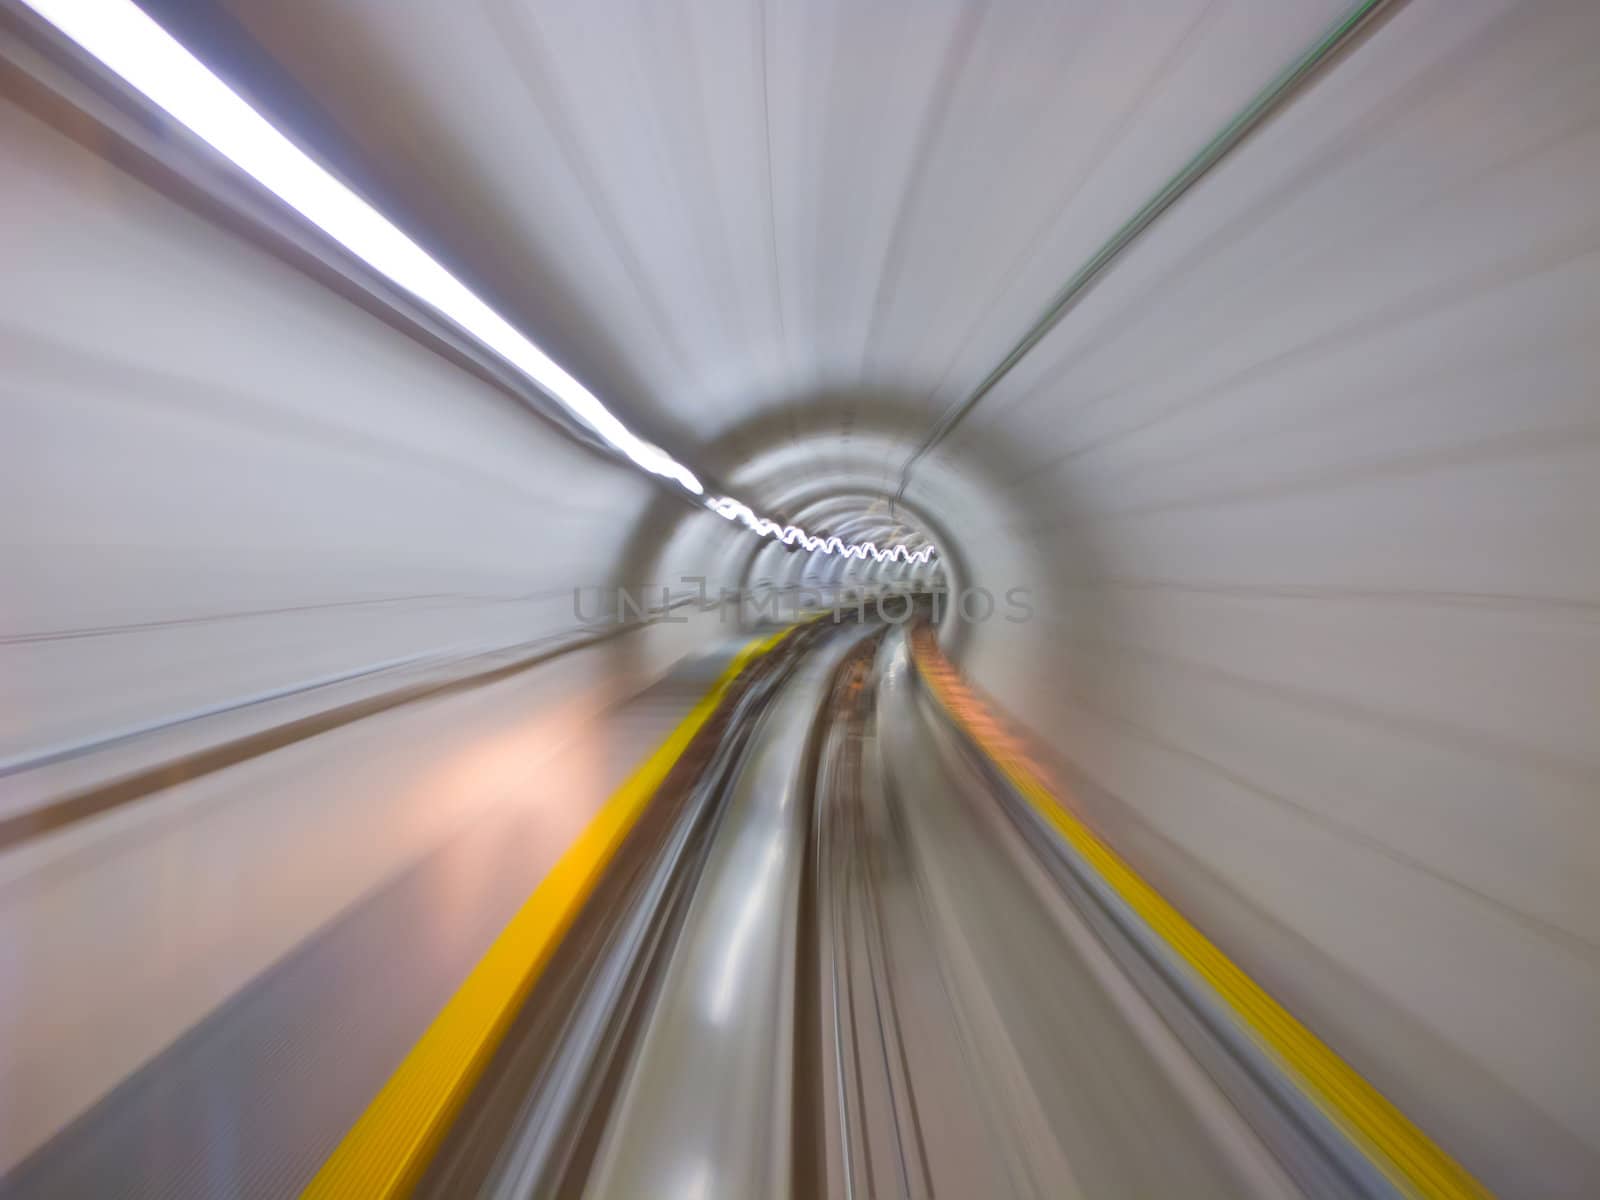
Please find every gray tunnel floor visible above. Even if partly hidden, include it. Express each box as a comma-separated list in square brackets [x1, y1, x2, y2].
[388, 623, 1424, 1200]
[0, 642, 757, 1200]
[0, 615, 1516, 1199]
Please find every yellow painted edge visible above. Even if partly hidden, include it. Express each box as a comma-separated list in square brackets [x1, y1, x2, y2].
[908, 631, 1491, 1200]
[304, 624, 798, 1199]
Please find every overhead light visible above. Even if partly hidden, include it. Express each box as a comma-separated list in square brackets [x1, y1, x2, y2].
[22, 0, 702, 494]
[27, 0, 934, 564]
[707, 497, 937, 564]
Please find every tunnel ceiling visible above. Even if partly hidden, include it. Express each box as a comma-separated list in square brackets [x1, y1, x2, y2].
[196, 0, 1352, 509]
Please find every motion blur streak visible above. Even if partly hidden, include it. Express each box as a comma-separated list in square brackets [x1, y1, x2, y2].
[16, 0, 698, 490]
[2, 0, 1597, 1198]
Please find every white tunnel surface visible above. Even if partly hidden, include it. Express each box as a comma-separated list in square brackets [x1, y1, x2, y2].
[3, 0, 1599, 1196]
[0, 59, 733, 1173]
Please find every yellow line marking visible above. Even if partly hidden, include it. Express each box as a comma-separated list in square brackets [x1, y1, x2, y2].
[304, 625, 798, 1199]
[908, 627, 1491, 1200]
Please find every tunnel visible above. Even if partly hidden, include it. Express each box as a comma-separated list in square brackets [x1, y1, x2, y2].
[1, 1, 1596, 1197]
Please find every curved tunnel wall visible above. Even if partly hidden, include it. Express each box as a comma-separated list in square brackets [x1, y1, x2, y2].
[0, 83, 727, 1170]
[2, 0, 1597, 1193]
[941, 9, 1600, 1184]
[0, 91, 708, 764]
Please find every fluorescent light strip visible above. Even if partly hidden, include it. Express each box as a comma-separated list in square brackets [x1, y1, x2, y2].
[708, 497, 937, 565]
[29, 0, 935, 563]
[24, 0, 700, 492]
